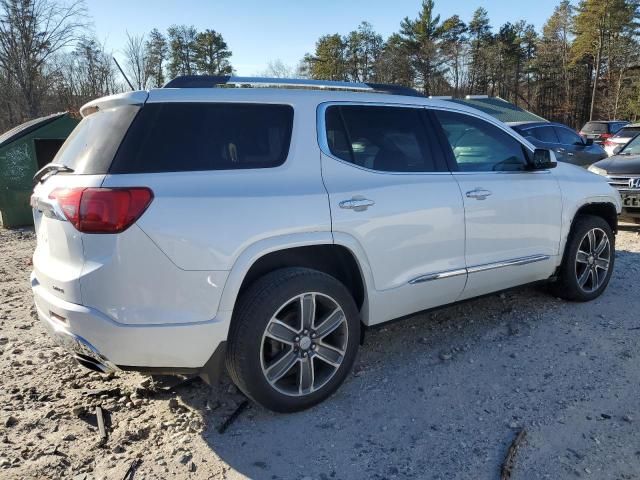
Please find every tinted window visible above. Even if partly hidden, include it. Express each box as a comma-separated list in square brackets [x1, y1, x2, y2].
[555, 127, 583, 145]
[614, 127, 640, 138]
[110, 103, 293, 173]
[325, 105, 437, 172]
[531, 126, 558, 143]
[582, 122, 608, 134]
[621, 135, 640, 155]
[56, 105, 140, 174]
[434, 110, 528, 172]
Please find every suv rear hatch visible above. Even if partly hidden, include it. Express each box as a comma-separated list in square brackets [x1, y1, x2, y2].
[31, 92, 147, 304]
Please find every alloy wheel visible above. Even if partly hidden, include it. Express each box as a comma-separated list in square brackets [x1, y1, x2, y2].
[575, 227, 611, 293]
[260, 292, 348, 397]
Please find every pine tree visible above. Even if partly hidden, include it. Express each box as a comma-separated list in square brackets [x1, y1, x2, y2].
[193, 29, 232, 75]
[145, 28, 168, 87]
[399, 0, 444, 95]
[440, 15, 467, 96]
[468, 7, 491, 93]
[167, 25, 197, 78]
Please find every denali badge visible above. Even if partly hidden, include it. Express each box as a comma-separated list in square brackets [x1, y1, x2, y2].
[629, 178, 640, 189]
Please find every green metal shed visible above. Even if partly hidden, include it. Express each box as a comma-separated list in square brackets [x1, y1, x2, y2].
[0, 112, 78, 228]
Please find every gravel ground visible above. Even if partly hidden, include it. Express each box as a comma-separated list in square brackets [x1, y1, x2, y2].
[1, 225, 640, 480]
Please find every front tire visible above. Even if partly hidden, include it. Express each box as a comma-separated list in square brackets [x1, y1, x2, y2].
[226, 268, 360, 412]
[551, 214, 615, 301]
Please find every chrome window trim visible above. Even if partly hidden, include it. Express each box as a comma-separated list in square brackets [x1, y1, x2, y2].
[315, 101, 552, 175]
[408, 254, 550, 285]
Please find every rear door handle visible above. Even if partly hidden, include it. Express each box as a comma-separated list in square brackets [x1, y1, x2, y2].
[339, 196, 375, 211]
[465, 188, 492, 200]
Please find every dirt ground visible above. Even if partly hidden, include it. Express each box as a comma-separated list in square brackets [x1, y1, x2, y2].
[1, 225, 640, 480]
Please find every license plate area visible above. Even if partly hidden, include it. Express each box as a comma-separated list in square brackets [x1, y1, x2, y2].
[622, 193, 640, 207]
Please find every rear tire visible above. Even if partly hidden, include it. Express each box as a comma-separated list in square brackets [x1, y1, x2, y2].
[226, 267, 360, 412]
[550, 214, 615, 301]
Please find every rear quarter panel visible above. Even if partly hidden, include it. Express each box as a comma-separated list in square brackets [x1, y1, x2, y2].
[101, 96, 331, 272]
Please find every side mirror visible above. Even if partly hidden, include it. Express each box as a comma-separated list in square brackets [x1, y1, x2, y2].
[530, 148, 558, 170]
[584, 138, 594, 146]
[613, 145, 622, 155]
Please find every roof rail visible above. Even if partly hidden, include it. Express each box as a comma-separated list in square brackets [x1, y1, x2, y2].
[162, 76, 423, 97]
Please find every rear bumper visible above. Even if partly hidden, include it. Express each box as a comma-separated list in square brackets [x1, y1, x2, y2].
[32, 273, 231, 371]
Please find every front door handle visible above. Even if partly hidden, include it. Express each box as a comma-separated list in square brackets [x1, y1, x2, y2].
[339, 196, 375, 211]
[465, 188, 492, 200]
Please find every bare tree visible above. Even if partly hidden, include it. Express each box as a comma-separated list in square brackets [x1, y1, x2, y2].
[260, 59, 295, 78]
[123, 31, 148, 89]
[0, 0, 87, 118]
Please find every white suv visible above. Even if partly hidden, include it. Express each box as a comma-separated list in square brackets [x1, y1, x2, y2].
[30, 77, 621, 412]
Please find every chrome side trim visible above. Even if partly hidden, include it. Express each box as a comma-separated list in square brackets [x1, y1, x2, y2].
[408, 254, 550, 285]
[409, 268, 467, 284]
[466, 254, 551, 274]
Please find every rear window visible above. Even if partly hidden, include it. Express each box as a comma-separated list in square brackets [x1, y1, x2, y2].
[582, 122, 609, 134]
[55, 105, 140, 174]
[614, 127, 640, 138]
[109, 103, 293, 174]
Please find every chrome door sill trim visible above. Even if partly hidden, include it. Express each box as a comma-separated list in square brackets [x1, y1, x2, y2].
[409, 254, 550, 285]
[466, 254, 550, 274]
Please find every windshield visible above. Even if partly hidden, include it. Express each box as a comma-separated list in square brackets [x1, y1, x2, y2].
[620, 135, 640, 155]
[53, 105, 140, 174]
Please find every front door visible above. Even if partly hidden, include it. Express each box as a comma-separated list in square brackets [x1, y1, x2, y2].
[320, 103, 467, 325]
[431, 109, 563, 300]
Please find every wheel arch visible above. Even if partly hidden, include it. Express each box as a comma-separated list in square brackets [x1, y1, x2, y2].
[218, 233, 373, 324]
[559, 200, 618, 266]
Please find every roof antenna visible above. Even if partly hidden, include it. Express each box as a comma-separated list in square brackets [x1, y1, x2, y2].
[113, 56, 135, 91]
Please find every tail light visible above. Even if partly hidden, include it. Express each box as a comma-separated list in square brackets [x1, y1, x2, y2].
[49, 187, 153, 233]
[604, 139, 616, 147]
[600, 133, 613, 140]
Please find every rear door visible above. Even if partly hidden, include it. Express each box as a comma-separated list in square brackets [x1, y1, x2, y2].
[320, 103, 467, 325]
[430, 108, 562, 300]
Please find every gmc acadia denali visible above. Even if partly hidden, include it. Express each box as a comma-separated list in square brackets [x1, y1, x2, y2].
[30, 77, 621, 412]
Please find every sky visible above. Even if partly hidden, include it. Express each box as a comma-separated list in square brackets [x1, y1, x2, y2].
[85, 0, 563, 76]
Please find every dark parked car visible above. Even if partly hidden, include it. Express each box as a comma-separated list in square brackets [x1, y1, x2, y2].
[588, 132, 640, 224]
[579, 120, 629, 144]
[512, 122, 607, 167]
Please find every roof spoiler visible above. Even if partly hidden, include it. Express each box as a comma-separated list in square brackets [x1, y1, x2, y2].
[79, 91, 149, 118]
[163, 76, 423, 97]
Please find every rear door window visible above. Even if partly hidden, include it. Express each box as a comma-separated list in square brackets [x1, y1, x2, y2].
[110, 103, 294, 173]
[324, 105, 441, 172]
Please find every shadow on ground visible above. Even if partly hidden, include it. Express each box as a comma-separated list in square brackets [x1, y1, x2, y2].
[173, 246, 640, 480]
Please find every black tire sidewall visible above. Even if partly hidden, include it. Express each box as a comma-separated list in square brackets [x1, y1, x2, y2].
[559, 215, 615, 301]
[226, 268, 361, 413]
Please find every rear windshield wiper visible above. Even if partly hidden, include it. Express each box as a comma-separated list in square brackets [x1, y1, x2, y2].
[33, 163, 74, 186]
